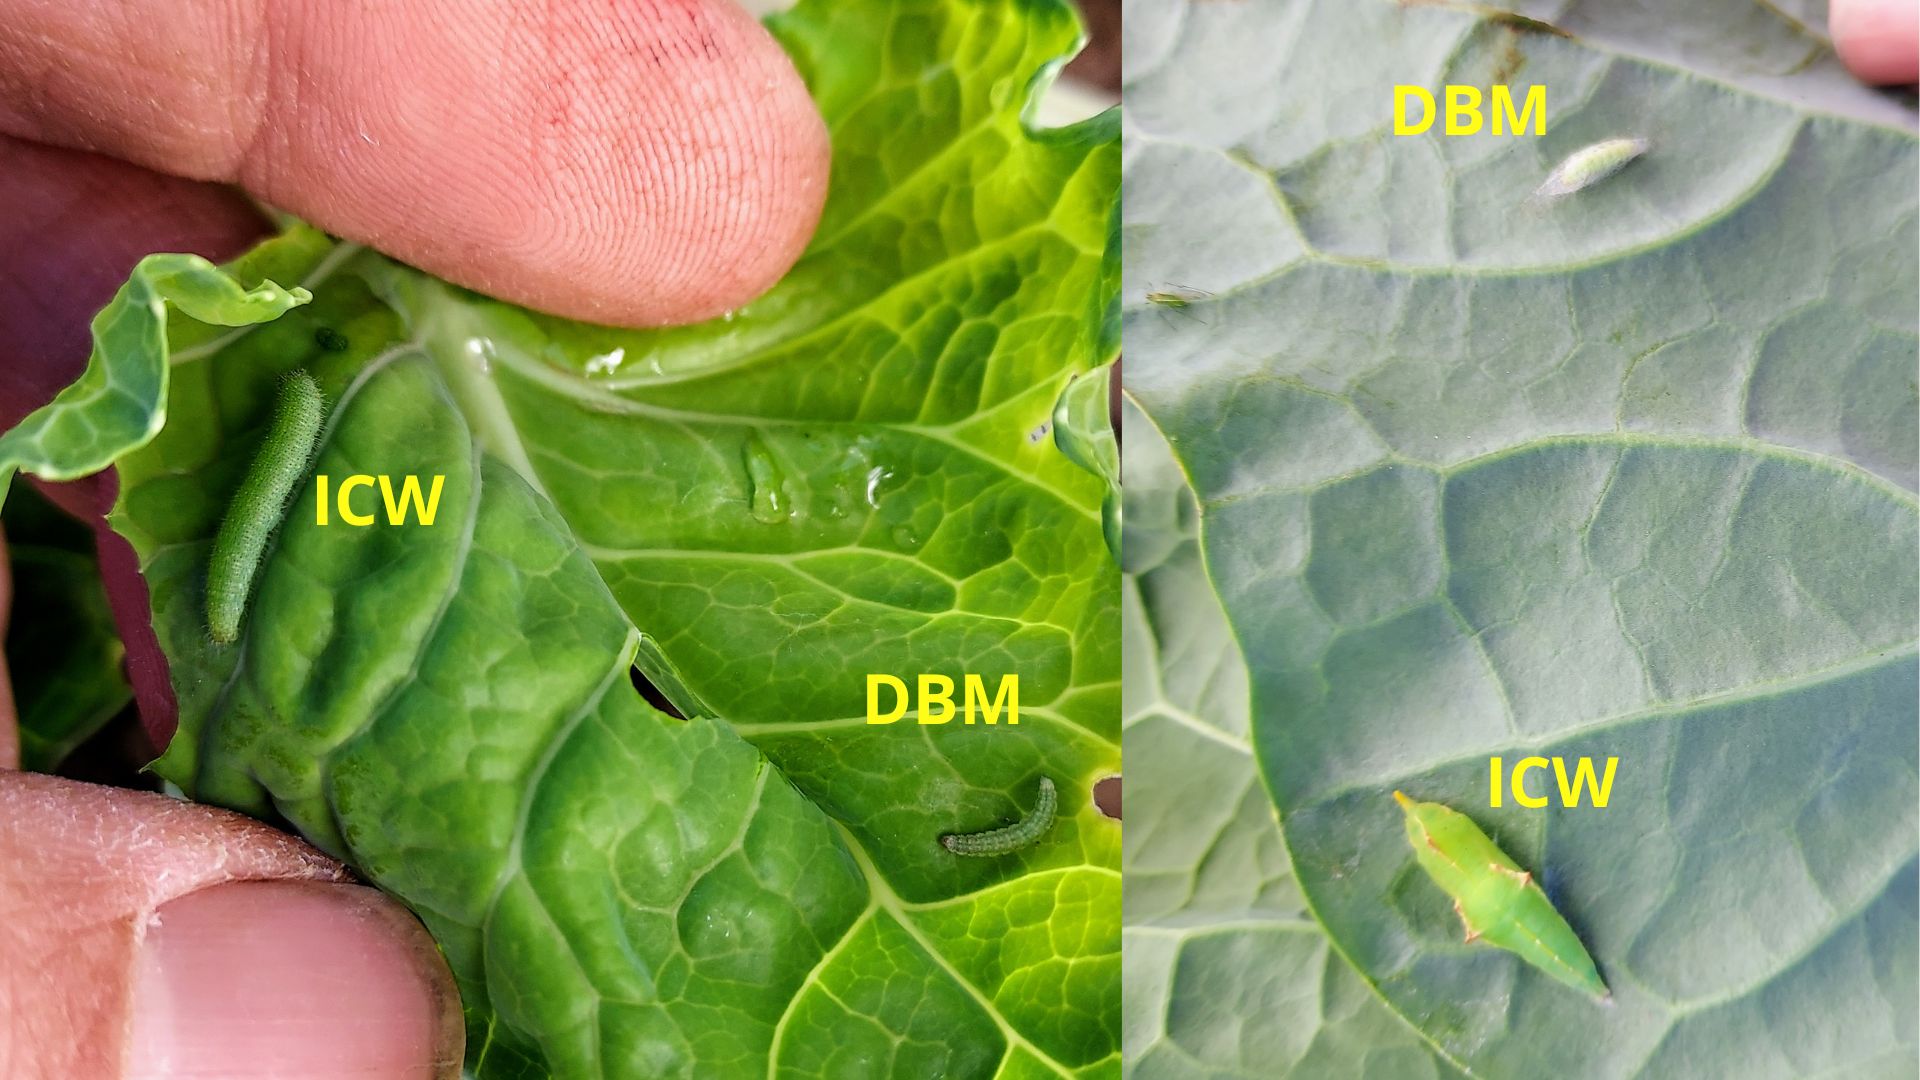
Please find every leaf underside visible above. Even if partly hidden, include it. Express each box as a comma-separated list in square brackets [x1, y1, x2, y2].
[1121, 399, 1465, 1079]
[1124, 0, 1916, 1077]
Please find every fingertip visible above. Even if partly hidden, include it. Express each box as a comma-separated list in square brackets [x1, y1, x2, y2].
[1, 1, 829, 328]
[128, 881, 463, 1080]
[1831, 0, 1920, 85]
[244, 0, 830, 327]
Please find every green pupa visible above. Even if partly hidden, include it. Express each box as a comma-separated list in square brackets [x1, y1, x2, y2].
[1394, 791, 1608, 998]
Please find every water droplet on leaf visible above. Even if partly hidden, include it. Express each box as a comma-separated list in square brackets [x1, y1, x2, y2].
[585, 347, 626, 376]
[742, 434, 792, 525]
[463, 337, 495, 374]
[864, 466, 895, 509]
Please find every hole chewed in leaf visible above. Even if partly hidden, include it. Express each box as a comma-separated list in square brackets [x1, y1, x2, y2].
[628, 666, 685, 720]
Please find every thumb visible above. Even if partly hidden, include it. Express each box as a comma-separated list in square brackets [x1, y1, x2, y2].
[0, 0, 829, 327]
[0, 772, 462, 1079]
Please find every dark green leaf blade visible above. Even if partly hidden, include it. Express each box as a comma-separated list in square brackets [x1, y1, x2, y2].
[4, 485, 131, 771]
[0, 0, 1122, 1075]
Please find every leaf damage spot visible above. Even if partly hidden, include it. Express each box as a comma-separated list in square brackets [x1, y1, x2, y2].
[1093, 774, 1121, 819]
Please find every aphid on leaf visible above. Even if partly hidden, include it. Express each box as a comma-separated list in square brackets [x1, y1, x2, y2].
[942, 776, 1057, 856]
[1144, 285, 1209, 309]
[313, 326, 350, 352]
[1144, 285, 1211, 326]
[1393, 791, 1608, 999]
[206, 371, 325, 645]
[1533, 137, 1648, 200]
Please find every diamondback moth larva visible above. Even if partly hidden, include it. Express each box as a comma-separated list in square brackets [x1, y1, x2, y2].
[942, 776, 1058, 856]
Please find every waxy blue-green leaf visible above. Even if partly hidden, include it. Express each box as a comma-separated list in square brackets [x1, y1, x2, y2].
[1, 0, 1120, 1075]
[1125, 0, 1916, 1075]
[1121, 399, 1463, 1079]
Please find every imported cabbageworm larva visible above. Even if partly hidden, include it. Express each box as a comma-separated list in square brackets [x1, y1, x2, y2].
[1393, 791, 1608, 998]
[942, 777, 1057, 856]
[206, 371, 325, 644]
[1534, 137, 1648, 199]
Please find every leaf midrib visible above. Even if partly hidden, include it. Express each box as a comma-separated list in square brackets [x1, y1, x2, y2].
[1272, 642, 1917, 810]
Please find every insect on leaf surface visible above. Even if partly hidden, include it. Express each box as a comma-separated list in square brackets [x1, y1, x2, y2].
[1394, 791, 1608, 998]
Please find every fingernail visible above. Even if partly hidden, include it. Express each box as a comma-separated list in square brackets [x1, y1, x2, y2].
[127, 880, 463, 1079]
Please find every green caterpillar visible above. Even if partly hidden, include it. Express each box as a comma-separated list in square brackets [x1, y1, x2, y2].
[942, 777, 1057, 856]
[206, 371, 325, 645]
[1394, 791, 1608, 999]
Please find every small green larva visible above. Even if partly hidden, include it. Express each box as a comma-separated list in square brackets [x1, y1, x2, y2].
[942, 777, 1057, 856]
[1534, 137, 1648, 200]
[1394, 791, 1608, 998]
[206, 371, 325, 645]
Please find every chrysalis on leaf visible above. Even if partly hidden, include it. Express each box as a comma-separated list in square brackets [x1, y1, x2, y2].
[1534, 137, 1649, 199]
[206, 371, 325, 644]
[1393, 791, 1608, 999]
[942, 776, 1057, 856]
